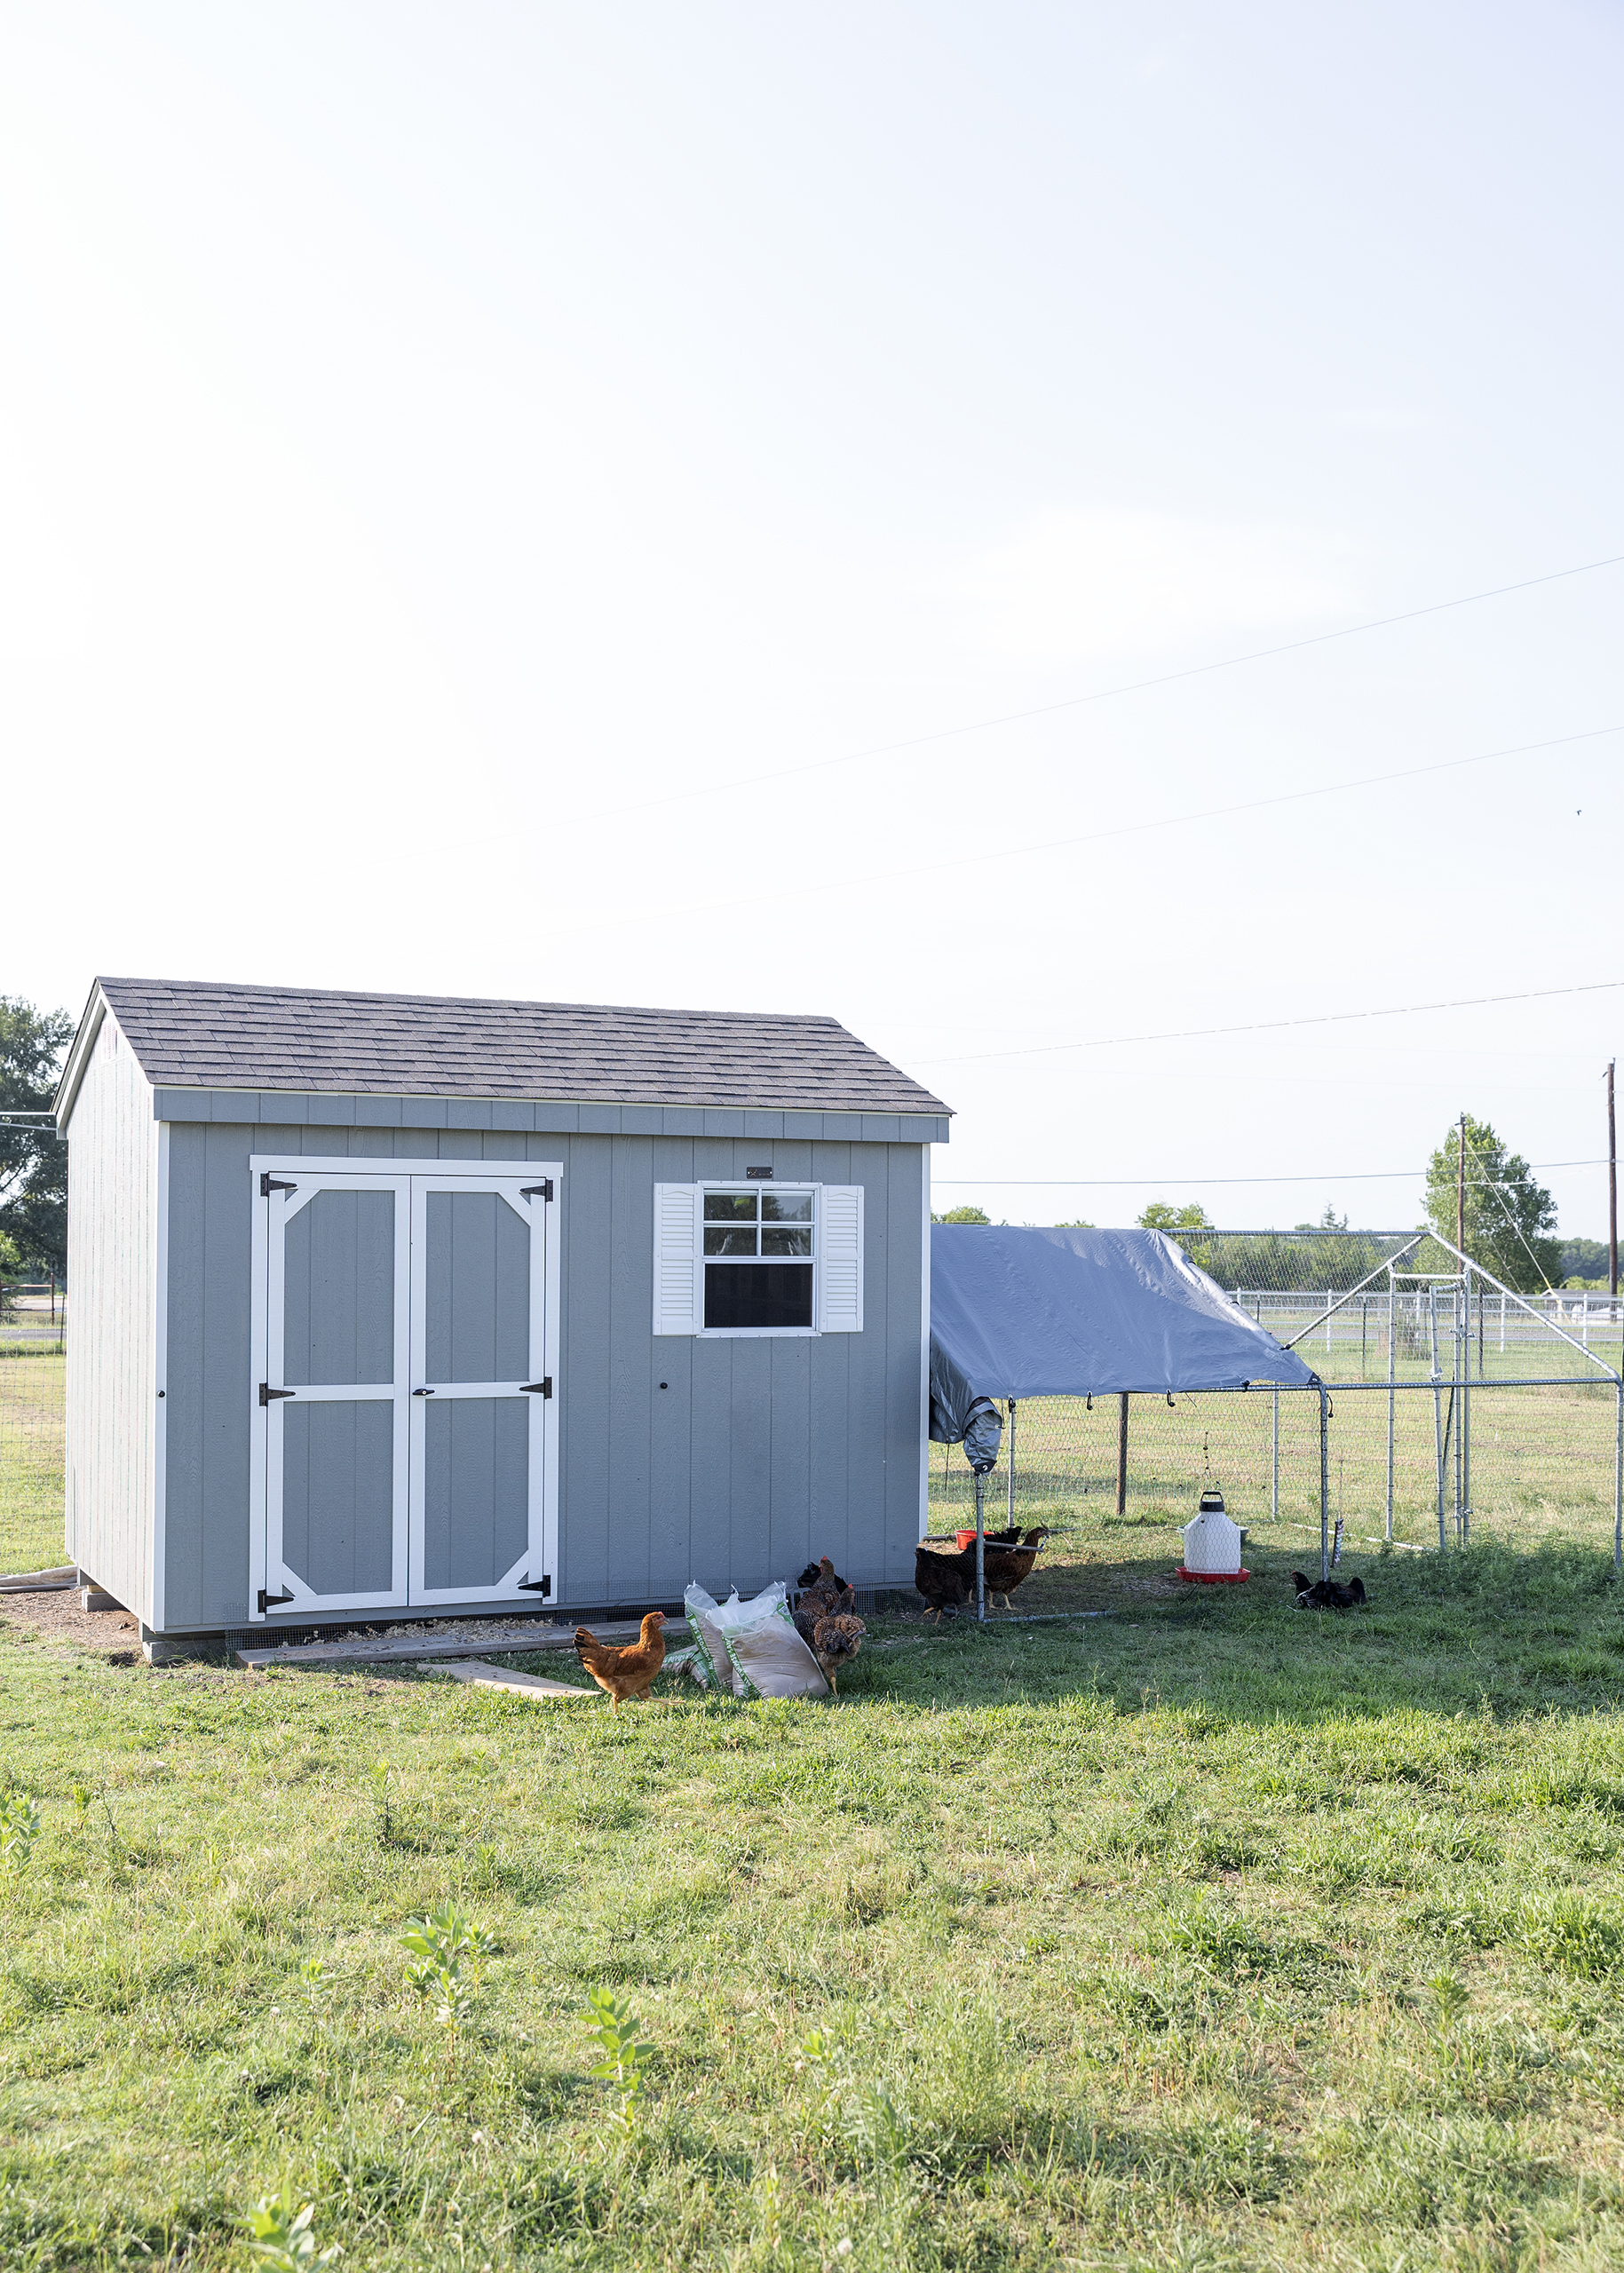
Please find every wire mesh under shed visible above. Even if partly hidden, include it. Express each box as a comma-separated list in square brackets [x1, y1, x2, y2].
[926, 1225, 1624, 1618]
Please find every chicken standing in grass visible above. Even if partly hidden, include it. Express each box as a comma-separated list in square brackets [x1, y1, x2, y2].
[574, 1611, 667, 1707]
[980, 1525, 1055, 1611]
[809, 1600, 865, 1691]
[793, 1557, 866, 1693]
[915, 1541, 975, 1622]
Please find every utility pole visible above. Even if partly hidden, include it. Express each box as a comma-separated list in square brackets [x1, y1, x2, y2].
[1457, 1110, 1467, 1258]
[1601, 1058, 1610, 1300]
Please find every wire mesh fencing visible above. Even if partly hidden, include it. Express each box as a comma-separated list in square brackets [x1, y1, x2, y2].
[925, 1377, 1624, 1615]
[0, 1311, 67, 1577]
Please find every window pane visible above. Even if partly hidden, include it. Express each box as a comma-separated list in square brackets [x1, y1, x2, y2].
[703, 1227, 758, 1256]
[704, 1263, 813, 1330]
[761, 1192, 813, 1222]
[761, 1227, 812, 1256]
[704, 1192, 757, 1221]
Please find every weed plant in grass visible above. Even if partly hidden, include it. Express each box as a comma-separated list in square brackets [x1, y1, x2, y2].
[4, 1539, 1624, 2266]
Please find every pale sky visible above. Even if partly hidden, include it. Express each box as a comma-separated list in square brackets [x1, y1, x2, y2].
[4, 2, 1621, 1236]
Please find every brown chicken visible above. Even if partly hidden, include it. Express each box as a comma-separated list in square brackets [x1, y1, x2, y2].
[980, 1526, 1054, 1611]
[574, 1611, 667, 1708]
[915, 1541, 975, 1622]
[792, 1556, 846, 1635]
[810, 1604, 866, 1692]
[792, 1560, 867, 1692]
[915, 1526, 1053, 1619]
[796, 1556, 849, 1596]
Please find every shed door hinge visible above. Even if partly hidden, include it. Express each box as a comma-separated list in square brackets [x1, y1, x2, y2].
[260, 1173, 297, 1197]
[520, 1377, 552, 1398]
[257, 1588, 296, 1612]
[259, 1382, 296, 1406]
[518, 1573, 552, 1596]
[521, 1179, 553, 1201]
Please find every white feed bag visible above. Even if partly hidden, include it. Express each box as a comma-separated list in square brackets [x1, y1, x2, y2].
[682, 1581, 829, 1699]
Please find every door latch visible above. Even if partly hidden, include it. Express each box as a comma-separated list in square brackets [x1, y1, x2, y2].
[259, 1173, 297, 1197]
[259, 1383, 296, 1406]
[257, 1588, 296, 1612]
[413, 1386, 436, 1396]
[518, 1573, 552, 1596]
[520, 1377, 552, 1398]
[520, 1179, 553, 1201]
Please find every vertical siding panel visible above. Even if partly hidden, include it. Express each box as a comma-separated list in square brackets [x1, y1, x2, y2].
[687, 1140, 734, 1596]
[162, 1125, 210, 1626]
[807, 1144, 852, 1580]
[828, 1141, 891, 1583]
[560, 1135, 612, 1606]
[648, 1138, 694, 1599]
[64, 1017, 158, 1619]
[197, 1125, 255, 1624]
[607, 1137, 654, 1603]
[768, 1335, 812, 1583]
[727, 1338, 772, 1595]
[883, 1147, 925, 1583]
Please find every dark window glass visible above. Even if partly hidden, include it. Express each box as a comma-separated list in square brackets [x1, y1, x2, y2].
[761, 1192, 813, 1222]
[703, 1226, 758, 1256]
[761, 1227, 812, 1256]
[704, 1192, 757, 1222]
[704, 1263, 813, 1331]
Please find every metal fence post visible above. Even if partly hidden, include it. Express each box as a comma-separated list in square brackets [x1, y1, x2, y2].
[1116, 1392, 1129, 1516]
[1386, 1263, 1396, 1542]
[1319, 1385, 1330, 1581]
[975, 1468, 986, 1623]
[1007, 1398, 1017, 1535]
[1430, 1281, 1446, 1551]
[1455, 1263, 1464, 1545]
[1271, 1385, 1279, 1525]
[1615, 1382, 1622, 1576]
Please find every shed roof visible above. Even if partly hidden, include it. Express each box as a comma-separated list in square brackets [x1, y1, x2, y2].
[72, 976, 951, 1117]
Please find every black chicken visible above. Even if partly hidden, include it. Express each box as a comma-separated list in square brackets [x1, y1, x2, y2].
[1291, 1570, 1367, 1610]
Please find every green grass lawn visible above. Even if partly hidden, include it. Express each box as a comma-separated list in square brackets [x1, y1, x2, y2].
[0, 1351, 67, 1576]
[6, 1536, 1624, 2269]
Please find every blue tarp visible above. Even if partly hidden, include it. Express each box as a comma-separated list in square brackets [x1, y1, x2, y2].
[930, 1225, 1320, 1405]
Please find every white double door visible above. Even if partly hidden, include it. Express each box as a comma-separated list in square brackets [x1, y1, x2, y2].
[250, 1160, 560, 1620]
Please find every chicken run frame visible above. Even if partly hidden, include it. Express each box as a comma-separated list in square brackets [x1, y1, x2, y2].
[927, 1229, 1624, 1620]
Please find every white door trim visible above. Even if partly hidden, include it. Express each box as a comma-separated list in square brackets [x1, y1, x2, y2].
[250, 1156, 562, 1620]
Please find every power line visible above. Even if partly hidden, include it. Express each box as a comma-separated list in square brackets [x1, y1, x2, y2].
[558, 548, 1624, 830]
[932, 1158, 1609, 1188]
[549, 721, 1624, 943]
[910, 976, 1624, 1070]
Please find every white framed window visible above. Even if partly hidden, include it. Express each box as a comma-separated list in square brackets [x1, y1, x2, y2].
[653, 1181, 864, 1337]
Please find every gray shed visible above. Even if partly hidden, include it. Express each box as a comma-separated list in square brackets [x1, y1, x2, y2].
[55, 978, 950, 1651]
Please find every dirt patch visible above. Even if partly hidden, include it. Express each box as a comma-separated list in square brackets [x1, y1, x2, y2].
[0, 1585, 144, 1661]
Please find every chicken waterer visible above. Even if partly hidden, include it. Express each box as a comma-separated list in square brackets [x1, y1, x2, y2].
[1177, 1486, 1250, 1584]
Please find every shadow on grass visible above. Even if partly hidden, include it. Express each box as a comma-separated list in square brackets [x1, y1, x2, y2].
[847, 1538, 1624, 1728]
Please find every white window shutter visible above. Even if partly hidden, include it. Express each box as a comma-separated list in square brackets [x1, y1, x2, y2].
[819, 1185, 864, 1333]
[653, 1184, 702, 1334]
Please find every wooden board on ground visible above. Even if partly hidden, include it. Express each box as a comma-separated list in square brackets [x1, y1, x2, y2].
[234, 1618, 685, 1670]
[419, 1657, 597, 1700]
[0, 1566, 76, 1593]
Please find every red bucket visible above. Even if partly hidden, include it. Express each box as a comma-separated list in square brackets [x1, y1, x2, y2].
[955, 1529, 978, 1551]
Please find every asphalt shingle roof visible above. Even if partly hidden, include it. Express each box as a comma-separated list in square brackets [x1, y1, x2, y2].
[89, 977, 950, 1116]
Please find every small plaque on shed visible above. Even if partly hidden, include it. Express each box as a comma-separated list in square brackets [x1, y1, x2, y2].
[745, 1165, 773, 1179]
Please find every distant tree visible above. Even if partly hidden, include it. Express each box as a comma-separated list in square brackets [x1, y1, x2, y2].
[1054, 1218, 1096, 1228]
[1138, 1200, 1211, 1232]
[932, 1204, 992, 1224]
[1559, 1236, 1613, 1288]
[0, 998, 73, 1277]
[1296, 1206, 1349, 1232]
[1423, 1113, 1559, 1292]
